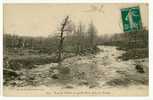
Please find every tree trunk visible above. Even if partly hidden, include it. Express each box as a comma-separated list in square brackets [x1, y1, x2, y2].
[58, 16, 69, 62]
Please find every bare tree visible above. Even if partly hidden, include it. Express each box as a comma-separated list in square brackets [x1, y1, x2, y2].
[75, 22, 85, 55]
[57, 16, 70, 62]
[87, 22, 97, 53]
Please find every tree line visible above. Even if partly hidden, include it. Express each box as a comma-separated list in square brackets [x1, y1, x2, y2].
[4, 16, 98, 60]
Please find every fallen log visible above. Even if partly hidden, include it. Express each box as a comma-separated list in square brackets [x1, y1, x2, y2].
[3, 68, 22, 74]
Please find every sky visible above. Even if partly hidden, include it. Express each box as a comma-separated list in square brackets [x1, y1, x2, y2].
[4, 3, 148, 37]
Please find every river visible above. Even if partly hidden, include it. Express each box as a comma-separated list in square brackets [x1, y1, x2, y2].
[3, 45, 149, 96]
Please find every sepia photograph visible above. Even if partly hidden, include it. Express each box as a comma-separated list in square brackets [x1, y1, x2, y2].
[3, 3, 148, 96]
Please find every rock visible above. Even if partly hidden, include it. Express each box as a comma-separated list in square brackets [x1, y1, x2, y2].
[60, 67, 70, 75]
[50, 63, 58, 67]
[19, 75, 27, 80]
[79, 80, 88, 85]
[135, 64, 145, 73]
[65, 84, 74, 88]
[116, 70, 126, 75]
[53, 69, 60, 74]
[51, 73, 59, 79]
[89, 84, 96, 88]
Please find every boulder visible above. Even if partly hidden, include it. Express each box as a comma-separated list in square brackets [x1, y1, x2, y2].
[135, 64, 145, 73]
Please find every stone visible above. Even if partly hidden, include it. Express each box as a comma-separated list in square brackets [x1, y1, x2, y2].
[135, 64, 145, 73]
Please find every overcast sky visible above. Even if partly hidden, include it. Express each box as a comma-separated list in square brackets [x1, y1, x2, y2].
[4, 3, 148, 37]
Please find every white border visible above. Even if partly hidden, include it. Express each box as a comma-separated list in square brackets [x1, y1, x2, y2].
[0, 0, 152, 100]
[2, 0, 149, 3]
[0, 0, 3, 98]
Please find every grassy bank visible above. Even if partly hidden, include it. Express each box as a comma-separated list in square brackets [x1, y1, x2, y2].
[101, 29, 148, 60]
[3, 44, 99, 86]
